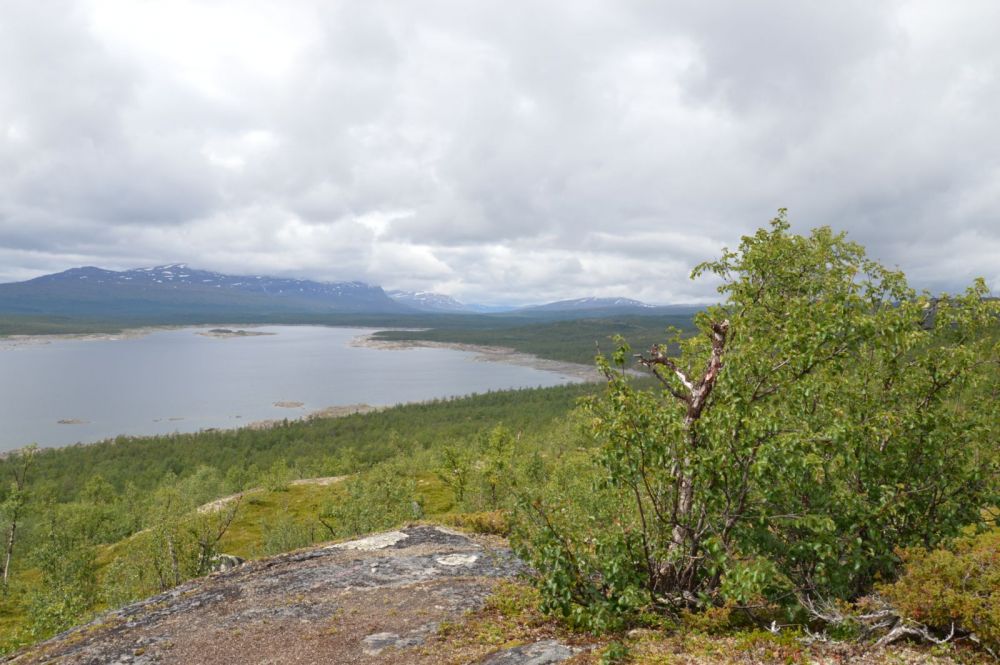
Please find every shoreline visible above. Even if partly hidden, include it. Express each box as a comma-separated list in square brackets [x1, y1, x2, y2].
[349, 332, 603, 382]
[0, 324, 602, 456]
[0, 402, 384, 459]
[242, 403, 381, 430]
[0, 322, 603, 382]
[0, 323, 277, 350]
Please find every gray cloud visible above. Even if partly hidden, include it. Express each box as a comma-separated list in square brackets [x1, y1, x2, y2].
[0, 0, 997, 304]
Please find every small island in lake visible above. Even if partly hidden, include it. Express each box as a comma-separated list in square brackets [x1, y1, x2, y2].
[56, 418, 89, 425]
[197, 328, 275, 339]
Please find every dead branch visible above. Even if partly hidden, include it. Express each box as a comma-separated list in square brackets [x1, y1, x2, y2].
[876, 621, 955, 649]
[800, 595, 964, 652]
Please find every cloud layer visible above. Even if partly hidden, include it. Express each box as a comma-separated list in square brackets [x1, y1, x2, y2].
[1, 0, 998, 304]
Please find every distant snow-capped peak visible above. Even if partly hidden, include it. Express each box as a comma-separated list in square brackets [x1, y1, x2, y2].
[387, 289, 468, 312]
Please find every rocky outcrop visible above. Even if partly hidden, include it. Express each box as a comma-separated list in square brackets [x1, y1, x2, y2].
[207, 553, 244, 573]
[478, 640, 577, 664]
[4, 526, 577, 665]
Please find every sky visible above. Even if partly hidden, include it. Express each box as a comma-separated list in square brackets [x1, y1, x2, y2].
[1, 1, 998, 305]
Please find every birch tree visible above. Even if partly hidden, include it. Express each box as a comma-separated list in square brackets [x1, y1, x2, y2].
[2, 444, 36, 597]
[515, 214, 999, 629]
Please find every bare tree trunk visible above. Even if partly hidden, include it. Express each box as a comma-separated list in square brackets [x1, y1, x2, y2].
[639, 321, 729, 588]
[2, 515, 18, 596]
[1, 446, 35, 597]
[196, 495, 242, 573]
[167, 535, 180, 587]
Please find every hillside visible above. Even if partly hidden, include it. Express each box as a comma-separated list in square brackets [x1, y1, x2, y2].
[3, 526, 558, 665]
[0, 265, 700, 334]
[4, 525, 979, 664]
[0, 265, 411, 318]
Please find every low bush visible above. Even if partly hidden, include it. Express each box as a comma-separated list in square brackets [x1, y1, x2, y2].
[442, 510, 510, 536]
[882, 528, 1000, 652]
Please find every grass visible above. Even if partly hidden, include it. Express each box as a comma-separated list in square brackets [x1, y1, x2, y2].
[218, 483, 335, 558]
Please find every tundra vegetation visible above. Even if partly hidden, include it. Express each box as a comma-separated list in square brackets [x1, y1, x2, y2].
[0, 216, 997, 661]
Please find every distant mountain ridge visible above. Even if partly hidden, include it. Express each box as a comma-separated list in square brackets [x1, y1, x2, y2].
[386, 290, 514, 314]
[0, 265, 693, 323]
[0, 264, 411, 318]
[386, 289, 468, 313]
[519, 297, 654, 312]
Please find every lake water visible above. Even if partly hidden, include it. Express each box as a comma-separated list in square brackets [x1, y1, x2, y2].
[0, 325, 583, 452]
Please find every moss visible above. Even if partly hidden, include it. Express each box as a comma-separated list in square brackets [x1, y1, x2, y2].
[425, 580, 591, 663]
[441, 511, 510, 536]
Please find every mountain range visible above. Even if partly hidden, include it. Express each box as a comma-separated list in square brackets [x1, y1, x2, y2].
[0, 264, 688, 321]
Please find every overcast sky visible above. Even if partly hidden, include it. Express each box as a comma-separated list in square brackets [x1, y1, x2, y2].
[1, 1, 998, 305]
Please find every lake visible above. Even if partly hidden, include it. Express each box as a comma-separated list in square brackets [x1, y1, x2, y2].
[0, 325, 585, 452]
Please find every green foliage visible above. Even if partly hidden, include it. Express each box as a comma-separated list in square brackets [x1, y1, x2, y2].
[1, 445, 36, 600]
[514, 214, 1000, 630]
[473, 426, 516, 511]
[101, 470, 242, 610]
[318, 462, 418, 538]
[0, 383, 593, 506]
[0, 383, 597, 652]
[259, 510, 318, 555]
[372, 315, 697, 366]
[882, 528, 1000, 651]
[435, 445, 474, 505]
[261, 458, 293, 492]
[599, 640, 631, 664]
[25, 506, 98, 638]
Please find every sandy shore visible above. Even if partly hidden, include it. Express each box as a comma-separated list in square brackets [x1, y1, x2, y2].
[0, 326, 173, 350]
[350, 333, 604, 382]
[0, 323, 279, 350]
[245, 403, 380, 430]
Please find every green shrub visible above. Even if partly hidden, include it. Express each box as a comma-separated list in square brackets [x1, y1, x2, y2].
[882, 529, 1000, 651]
[513, 215, 999, 630]
[259, 513, 318, 555]
[261, 459, 292, 492]
[318, 462, 417, 538]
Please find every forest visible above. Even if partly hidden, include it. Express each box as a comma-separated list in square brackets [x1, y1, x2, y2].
[1, 219, 998, 660]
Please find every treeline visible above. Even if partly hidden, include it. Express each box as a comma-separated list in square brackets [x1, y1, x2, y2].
[371, 315, 697, 366]
[0, 383, 594, 504]
[0, 312, 697, 371]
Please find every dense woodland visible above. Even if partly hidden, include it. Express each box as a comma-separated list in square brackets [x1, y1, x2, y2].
[1, 220, 998, 660]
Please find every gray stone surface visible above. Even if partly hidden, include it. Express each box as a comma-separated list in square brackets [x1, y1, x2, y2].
[478, 639, 576, 664]
[4, 526, 526, 665]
